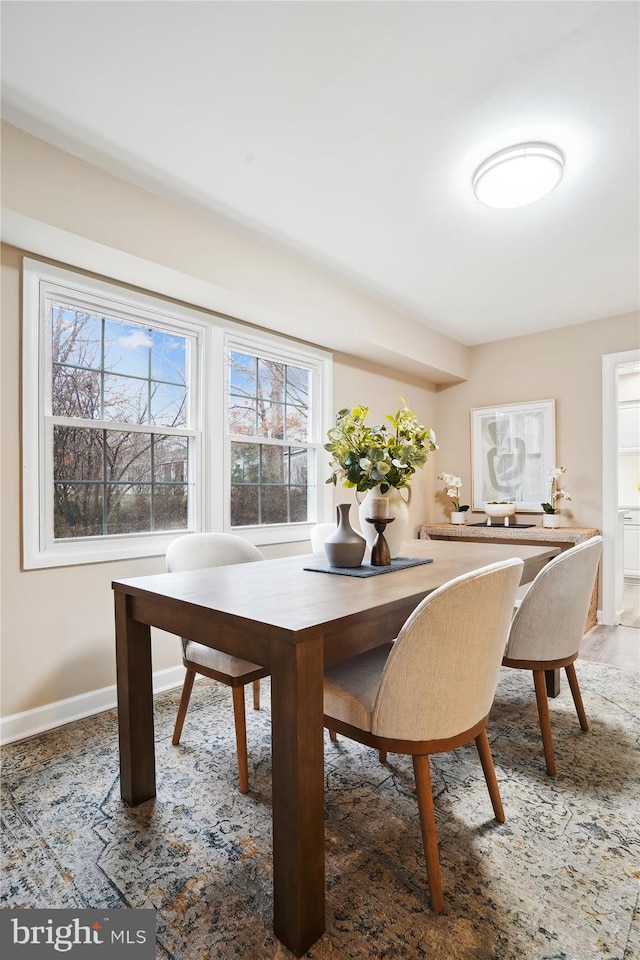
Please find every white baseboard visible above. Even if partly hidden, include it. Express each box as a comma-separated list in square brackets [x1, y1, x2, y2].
[596, 607, 626, 626]
[0, 666, 185, 746]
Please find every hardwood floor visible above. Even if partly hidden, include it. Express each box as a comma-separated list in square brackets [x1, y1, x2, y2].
[621, 579, 640, 628]
[580, 623, 639, 671]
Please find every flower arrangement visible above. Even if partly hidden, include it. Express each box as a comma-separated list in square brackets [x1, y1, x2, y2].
[325, 402, 437, 493]
[438, 473, 469, 512]
[541, 466, 572, 514]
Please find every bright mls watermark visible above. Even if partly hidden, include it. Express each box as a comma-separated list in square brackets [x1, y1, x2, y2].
[0, 909, 156, 957]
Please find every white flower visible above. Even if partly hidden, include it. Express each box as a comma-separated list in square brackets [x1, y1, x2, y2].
[548, 466, 566, 481]
[438, 472, 461, 488]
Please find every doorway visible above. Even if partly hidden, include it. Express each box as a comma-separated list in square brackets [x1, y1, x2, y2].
[602, 349, 640, 626]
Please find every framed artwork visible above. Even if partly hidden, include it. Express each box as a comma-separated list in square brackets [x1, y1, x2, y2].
[471, 400, 556, 512]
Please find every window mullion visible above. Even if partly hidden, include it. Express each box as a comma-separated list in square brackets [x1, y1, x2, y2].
[47, 414, 195, 438]
[101, 314, 106, 421]
[102, 428, 108, 536]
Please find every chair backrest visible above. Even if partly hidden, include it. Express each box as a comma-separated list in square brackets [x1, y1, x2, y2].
[310, 523, 337, 553]
[166, 532, 263, 573]
[372, 558, 524, 741]
[504, 536, 602, 663]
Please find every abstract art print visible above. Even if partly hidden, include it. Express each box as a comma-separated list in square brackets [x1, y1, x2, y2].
[471, 400, 556, 511]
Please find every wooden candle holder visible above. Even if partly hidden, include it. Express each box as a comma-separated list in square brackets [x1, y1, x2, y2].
[366, 517, 395, 566]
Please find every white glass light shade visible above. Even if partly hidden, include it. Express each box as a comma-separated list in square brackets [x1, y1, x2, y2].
[472, 142, 564, 208]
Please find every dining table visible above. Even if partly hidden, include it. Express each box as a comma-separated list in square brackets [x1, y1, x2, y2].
[112, 537, 559, 956]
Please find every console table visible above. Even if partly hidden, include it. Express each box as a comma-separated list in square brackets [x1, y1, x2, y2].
[419, 523, 600, 697]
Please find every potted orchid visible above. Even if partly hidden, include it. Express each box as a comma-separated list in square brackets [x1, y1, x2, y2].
[541, 466, 572, 527]
[438, 472, 469, 524]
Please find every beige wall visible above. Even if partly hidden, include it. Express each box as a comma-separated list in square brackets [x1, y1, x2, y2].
[433, 313, 640, 527]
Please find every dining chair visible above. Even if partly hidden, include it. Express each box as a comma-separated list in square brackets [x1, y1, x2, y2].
[502, 535, 603, 776]
[323, 558, 524, 912]
[166, 532, 270, 794]
[310, 522, 336, 552]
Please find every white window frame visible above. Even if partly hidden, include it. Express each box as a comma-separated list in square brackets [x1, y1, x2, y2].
[22, 259, 334, 567]
[22, 259, 211, 569]
[222, 330, 333, 546]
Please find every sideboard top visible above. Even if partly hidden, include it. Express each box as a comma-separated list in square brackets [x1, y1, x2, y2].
[419, 523, 599, 545]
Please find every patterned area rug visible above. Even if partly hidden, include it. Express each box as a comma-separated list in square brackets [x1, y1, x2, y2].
[2, 661, 638, 959]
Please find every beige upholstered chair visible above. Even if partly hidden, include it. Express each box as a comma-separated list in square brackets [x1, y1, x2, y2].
[166, 532, 270, 794]
[310, 522, 336, 553]
[323, 558, 524, 912]
[502, 536, 603, 777]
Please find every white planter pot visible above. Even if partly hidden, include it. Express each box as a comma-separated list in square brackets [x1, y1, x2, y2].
[357, 485, 410, 559]
[542, 514, 561, 528]
[450, 511, 467, 524]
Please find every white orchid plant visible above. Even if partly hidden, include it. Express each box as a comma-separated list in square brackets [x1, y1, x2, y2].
[541, 466, 572, 515]
[438, 472, 469, 512]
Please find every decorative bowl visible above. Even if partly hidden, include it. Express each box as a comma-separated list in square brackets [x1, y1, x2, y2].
[484, 501, 517, 521]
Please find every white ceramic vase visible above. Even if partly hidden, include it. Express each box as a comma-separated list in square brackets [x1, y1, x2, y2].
[450, 511, 466, 525]
[542, 513, 560, 528]
[357, 485, 410, 559]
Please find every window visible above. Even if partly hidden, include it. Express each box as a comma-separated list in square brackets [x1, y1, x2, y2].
[224, 335, 331, 538]
[51, 305, 191, 538]
[225, 335, 331, 543]
[23, 261, 206, 568]
[22, 260, 332, 567]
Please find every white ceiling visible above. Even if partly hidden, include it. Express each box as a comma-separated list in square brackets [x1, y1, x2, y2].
[1, 1, 639, 347]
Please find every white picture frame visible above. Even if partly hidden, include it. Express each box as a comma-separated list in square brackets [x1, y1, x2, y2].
[471, 400, 556, 512]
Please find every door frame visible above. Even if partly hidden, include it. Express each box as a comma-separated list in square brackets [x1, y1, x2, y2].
[601, 348, 640, 624]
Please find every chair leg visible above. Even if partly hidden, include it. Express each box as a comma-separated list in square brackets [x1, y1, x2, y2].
[533, 669, 556, 776]
[412, 754, 444, 913]
[172, 669, 196, 746]
[565, 663, 589, 732]
[231, 686, 250, 795]
[378, 750, 387, 764]
[329, 729, 337, 741]
[475, 729, 505, 823]
[252, 679, 261, 711]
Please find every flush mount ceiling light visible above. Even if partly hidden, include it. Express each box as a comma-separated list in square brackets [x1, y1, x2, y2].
[472, 142, 564, 208]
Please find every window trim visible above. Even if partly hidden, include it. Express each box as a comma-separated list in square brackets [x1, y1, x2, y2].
[22, 259, 210, 569]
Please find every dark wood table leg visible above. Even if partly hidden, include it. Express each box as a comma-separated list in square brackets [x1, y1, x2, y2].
[114, 592, 156, 806]
[270, 635, 325, 956]
[545, 668, 561, 698]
